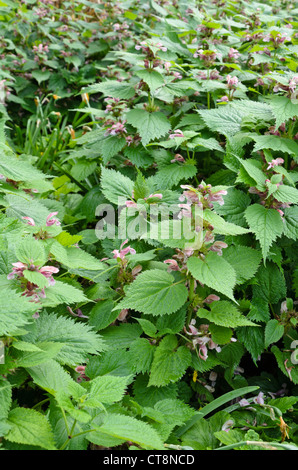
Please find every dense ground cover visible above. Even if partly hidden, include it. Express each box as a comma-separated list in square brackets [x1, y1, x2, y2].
[0, 0, 298, 451]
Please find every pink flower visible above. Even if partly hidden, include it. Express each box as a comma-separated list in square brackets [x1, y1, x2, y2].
[203, 294, 220, 304]
[146, 193, 163, 200]
[217, 95, 229, 102]
[22, 216, 36, 226]
[39, 265, 59, 286]
[112, 239, 136, 260]
[228, 48, 240, 60]
[169, 129, 185, 139]
[267, 158, 284, 170]
[164, 259, 180, 272]
[253, 392, 265, 405]
[226, 75, 239, 88]
[222, 419, 234, 432]
[209, 241, 228, 256]
[46, 212, 61, 226]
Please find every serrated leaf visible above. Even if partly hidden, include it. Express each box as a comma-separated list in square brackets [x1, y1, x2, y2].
[136, 69, 165, 92]
[100, 166, 134, 204]
[0, 377, 12, 421]
[149, 335, 191, 387]
[222, 245, 262, 284]
[126, 109, 171, 146]
[128, 338, 155, 374]
[15, 237, 47, 266]
[203, 210, 251, 236]
[115, 269, 188, 315]
[21, 312, 104, 365]
[187, 252, 237, 302]
[269, 95, 298, 129]
[265, 319, 284, 348]
[253, 263, 286, 304]
[197, 301, 257, 328]
[6, 407, 56, 450]
[244, 204, 284, 260]
[89, 413, 164, 450]
[85, 375, 130, 406]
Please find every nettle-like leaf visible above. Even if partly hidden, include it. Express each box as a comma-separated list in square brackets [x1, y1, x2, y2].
[115, 269, 188, 316]
[253, 263, 286, 304]
[21, 312, 104, 366]
[88, 413, 164, 450]
[83, 80, 136, 99]
[5, 407, 56, 450]
[222, 245, 262, 284]
[128, 338, 155, 374]
[100, 166, 134, 204]
[0, 284, 38, 336]
[83, 375, 131, 407]
[0, 377, 12, 421]
[149, 335, 192, 387]
[15, 237, 47, 266]
[187, 252, 237, 302]
[136, 69, 165, 92]
[244, 204, 284, 260]
[152, 162, 197, 190]
[212, 188, 250, 227]
[203, 210, 250, 236]
[252, 134, 298, 157]
[283, 206, 298, 240]
[197, 301, 257, 328]
[274, 185, 298, 205]
[236, 158, 266, 191]
[0, 154, 52, 192]
[268, 95, 298, 130]
[126, 109, 171, 146]
[265, 319, 284, 348]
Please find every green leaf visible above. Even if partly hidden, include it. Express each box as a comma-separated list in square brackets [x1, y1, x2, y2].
[6, 407, 56, 450]
[89, 413, 164, 450]
[136, 69, 165, 92]
[83, 80, 136, 99]
[212, 188, 251, 227]
[21, 312, 104, 365]
[203, 210, 251, 236]
[265, 319, 284, 348]
[283, 206, 298, 240]
[115, 269, 188, 316]
[274, 185, 298, 205]
[176, 386, 260, 437]
[187, 252, 237, 302]
[269, 95, 298, 129]
[89, 299, 119, 331]
[85, 375, 130, 406]
[126, 109, 171, 146]
[149, 335, 191, 387]
[128, 338, 155, 374]
[222, 245, 262, 284]
[244, 204, 284, 260]
[23, 270, 50, 289]
[236, 326, 265, 363]
[253, 263, 286, 304]
[15, 237, 47, 266]
[0, 377, 12, 421]
[26, 359, 75, 395]
[252, 134, 298, 157]
[15, 341, 63, 367]
[100, 166, 134, 204]
[197, 301, 257, 328]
